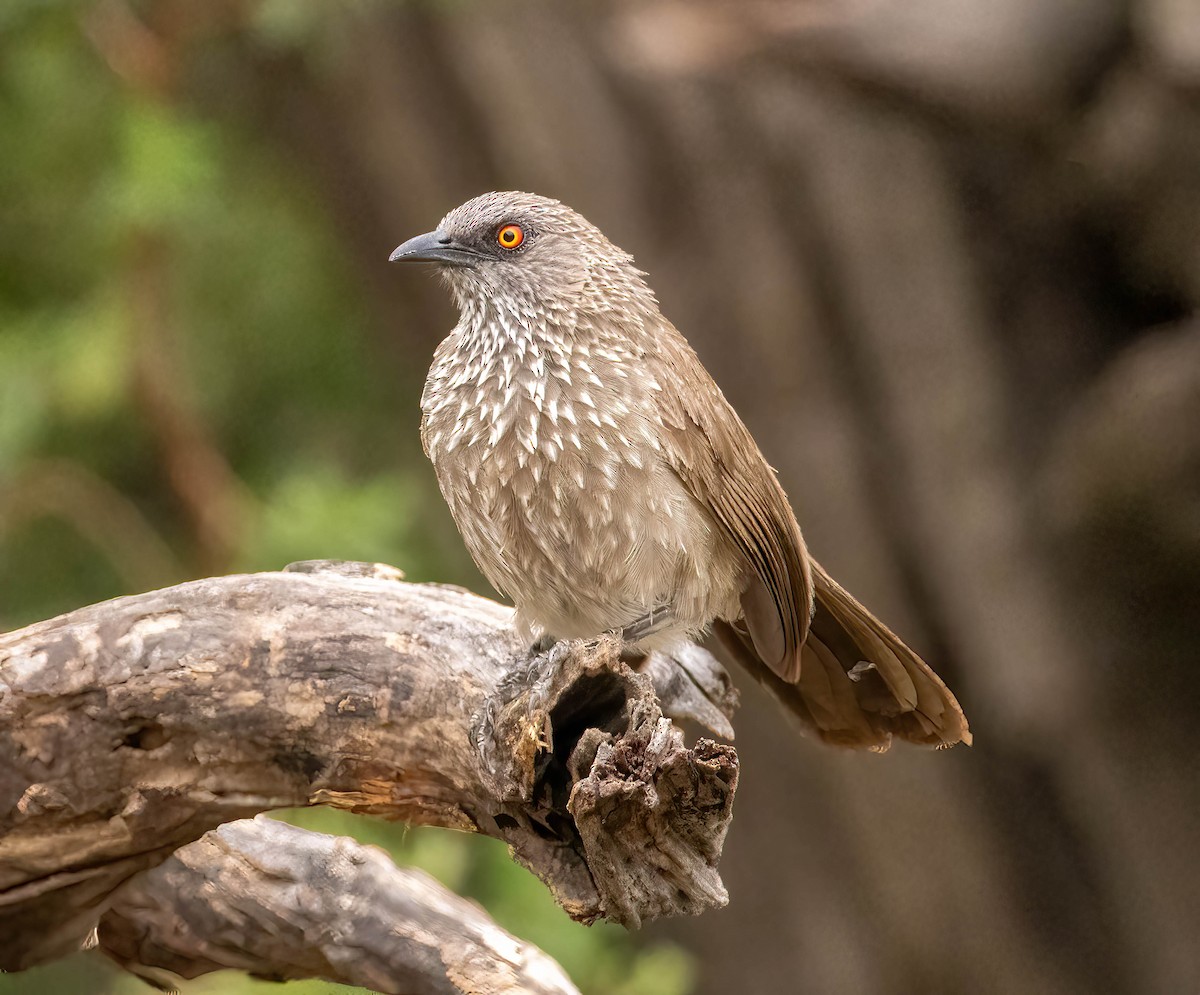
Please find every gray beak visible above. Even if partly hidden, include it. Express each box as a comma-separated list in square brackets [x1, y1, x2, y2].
[389, 229, 481, 268]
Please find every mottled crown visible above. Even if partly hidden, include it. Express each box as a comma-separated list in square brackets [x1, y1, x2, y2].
[436, 191, 658, 323]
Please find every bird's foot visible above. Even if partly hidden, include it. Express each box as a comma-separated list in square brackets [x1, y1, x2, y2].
[474, 637, 569, 767]
[495, 638, 566, 709]
[619, 605, 675, 645]
[528, 633, 559, 655]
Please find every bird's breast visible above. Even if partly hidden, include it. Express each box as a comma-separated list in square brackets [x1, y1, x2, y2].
[422, 333, 665, 527]
[420, 325, 737, 639]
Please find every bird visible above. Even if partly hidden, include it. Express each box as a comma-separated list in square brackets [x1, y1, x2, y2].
[390, 191, 970, 750]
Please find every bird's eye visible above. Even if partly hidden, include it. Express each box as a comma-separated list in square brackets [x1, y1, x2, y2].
[497, 224, 524, 250]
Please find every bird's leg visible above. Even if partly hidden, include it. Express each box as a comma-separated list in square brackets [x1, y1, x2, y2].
[620, 604, 675, 645]
[497, 636, 565, 705]
[473, 638, 569, 769]
[528, 633, 558, 655]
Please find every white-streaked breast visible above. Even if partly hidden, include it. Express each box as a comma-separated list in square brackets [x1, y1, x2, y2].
[421, 308, 742, 647]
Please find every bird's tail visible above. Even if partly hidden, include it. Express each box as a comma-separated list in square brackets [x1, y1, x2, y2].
[707, 561, 970, 750]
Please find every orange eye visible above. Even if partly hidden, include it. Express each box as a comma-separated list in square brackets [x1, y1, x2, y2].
[497, 223, 524, 249]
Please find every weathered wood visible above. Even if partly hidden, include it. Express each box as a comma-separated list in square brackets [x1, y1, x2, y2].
[0, 563, 738, 975]
[99, 815, 581, 995]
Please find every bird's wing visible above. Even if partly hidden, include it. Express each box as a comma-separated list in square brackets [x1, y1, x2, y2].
[652, 322, 813, 682]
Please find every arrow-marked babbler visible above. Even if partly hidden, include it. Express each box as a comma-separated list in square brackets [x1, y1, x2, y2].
[391, 191, 970, 750]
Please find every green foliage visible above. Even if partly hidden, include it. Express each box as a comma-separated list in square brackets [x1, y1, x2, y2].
[239, 465, 422, 570]
[0, 5, 693, 994]
[0, 1, 418, 621]
[109, 98, 220, 229]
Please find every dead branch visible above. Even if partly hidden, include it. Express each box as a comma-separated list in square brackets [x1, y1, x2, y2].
[0, 562, 737, 983]
[98, 815, 581, 995]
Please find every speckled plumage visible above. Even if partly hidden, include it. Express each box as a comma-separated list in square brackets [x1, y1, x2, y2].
[399, 192, 970, 750]
[421, 193, 744, 650]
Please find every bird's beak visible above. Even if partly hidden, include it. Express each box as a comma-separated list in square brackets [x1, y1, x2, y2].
[389, 229, 481, 268]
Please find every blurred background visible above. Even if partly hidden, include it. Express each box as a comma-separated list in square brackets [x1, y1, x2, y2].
[2, 1, 1198, 993]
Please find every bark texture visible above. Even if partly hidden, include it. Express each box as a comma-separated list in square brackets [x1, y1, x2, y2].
[99, 816, 581, 995]
[0, 563, 738, 984]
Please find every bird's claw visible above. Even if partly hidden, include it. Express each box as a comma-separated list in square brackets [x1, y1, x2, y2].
[619, 604, 675, 645]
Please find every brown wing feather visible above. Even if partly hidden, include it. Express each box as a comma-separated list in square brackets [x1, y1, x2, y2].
[708, 600, 971, 750]
[652, 323, 812, 681]
[650, 322, 969, 749]
[808, 560, 971, 747]
[709, 563, 971, 748]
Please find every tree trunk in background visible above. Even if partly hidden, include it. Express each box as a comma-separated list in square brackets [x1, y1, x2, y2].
[196, 2, 1200, 992]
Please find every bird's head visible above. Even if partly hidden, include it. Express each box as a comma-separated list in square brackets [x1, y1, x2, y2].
[389, 191, 656, 324]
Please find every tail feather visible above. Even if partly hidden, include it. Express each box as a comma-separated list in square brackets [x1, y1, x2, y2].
[707, 560, 971, 751]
